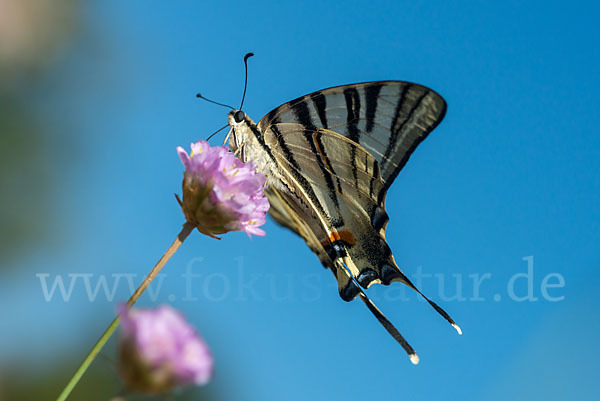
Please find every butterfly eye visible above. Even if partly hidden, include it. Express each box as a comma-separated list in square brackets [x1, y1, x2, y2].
[234, 111, 245, 123]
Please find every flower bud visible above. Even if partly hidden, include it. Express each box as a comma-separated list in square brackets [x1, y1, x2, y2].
[118, 305, 213, 394]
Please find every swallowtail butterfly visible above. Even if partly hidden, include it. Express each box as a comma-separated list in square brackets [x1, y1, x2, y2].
[222, 61, 461, 363]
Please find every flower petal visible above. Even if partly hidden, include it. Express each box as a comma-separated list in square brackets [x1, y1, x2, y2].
[177, 140, 270, 238]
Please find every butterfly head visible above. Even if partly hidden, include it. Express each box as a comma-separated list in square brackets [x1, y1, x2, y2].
[232, 110, 245, 123]
[226, 109, 257, 162]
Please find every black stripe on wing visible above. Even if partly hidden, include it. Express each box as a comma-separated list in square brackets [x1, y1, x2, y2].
[364, 83, 383, 133]
[343, 87, 362, 194]
[310, 91, 328, 129]
[291, 102, 344, 210]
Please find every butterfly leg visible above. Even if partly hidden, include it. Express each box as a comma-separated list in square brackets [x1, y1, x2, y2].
[222, 127, 233, 146]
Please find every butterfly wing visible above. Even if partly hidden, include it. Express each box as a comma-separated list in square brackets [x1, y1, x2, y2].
[265, 183, 420, 363]
[229, 81, 460, 362]
[258, 81, 460, 332]
[258, 81, 446, 292]
[258, 81, 446, 205]
[261, 124, 389, 294]
[265, 185, 334, 269]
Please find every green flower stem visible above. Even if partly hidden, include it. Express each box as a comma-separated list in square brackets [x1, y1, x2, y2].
[56, 221, 196, 401]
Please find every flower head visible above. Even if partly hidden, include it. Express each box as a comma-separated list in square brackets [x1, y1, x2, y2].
[177, 140, 269, 238]
[118, 305, 213, 394]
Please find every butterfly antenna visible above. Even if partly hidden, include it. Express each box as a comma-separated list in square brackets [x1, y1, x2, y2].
[239, 52, 254, 110]
[338, 261, 419, 364]
[196, 93, 235, 110]
[205, 123, 229, 142]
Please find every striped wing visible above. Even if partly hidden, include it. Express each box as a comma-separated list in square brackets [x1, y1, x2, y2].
[258, 81, 446, 205]
[265, 183, 422, 361]
[259, 81, 446, 295]
[262, 123, 459, 361]
[265, 185, 332, 268]
[263, 124, 412, 299]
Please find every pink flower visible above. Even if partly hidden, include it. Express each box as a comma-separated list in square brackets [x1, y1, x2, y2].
[118, 305, 213, 394]
[177, 140, 269, 238]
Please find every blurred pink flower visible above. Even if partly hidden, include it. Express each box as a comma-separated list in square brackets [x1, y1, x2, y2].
[177, 140, 269, 238]
[118, 305, 213, 394]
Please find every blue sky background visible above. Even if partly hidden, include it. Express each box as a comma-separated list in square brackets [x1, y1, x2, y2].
[1, 1, 599, 400]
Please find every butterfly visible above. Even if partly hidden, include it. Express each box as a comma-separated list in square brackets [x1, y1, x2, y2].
[225, 79, 461, 364]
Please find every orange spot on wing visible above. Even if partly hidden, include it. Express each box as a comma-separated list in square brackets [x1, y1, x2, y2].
[329, 230, 356, 245]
